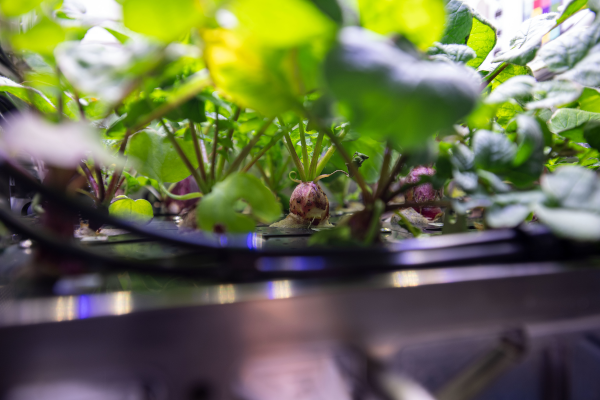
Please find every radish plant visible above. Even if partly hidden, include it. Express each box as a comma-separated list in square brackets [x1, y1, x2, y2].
[1, 0, 600, 245]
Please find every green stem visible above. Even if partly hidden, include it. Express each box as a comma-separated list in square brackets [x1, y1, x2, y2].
[225, 117, 275, 176]
[210, 106, 219, 182]
[374, 143, 392, 199]
[314, 127, 348, 178]
[216, 106, 241, 179]
[307, 130, 324, 181]
[305, 110, 371, 202]
[189, 121, 209, 193]
[160, 184, 203, 200]
[283, 130, 307, 181]
[363, 199, 385, 245]
[298, 119, 310, 173]
[160, 119, 204, 189]
[242, 130, 285, 173]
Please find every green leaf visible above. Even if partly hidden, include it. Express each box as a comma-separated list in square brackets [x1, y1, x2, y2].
[538, 24, 600, 73]
[104, 28, 130, 44]
[485, 203, 530, 228]
[324, 27, 479, 149]
[584, 120, 600, 151]
[559, 44, 600, 87]
[0, 0, 42, 17]
[534, 204, 600, 241]
[358, 0, 446, 50]
[541, 165, 597, 209]
[490, 64, 533, 91]
[493, 13, 558, 66]
[231, 0, 336, 48]
[122, 0, 202, 42]
[197, 173, 281, 233]
[11, 17, 65, 57]
[309, 0, 343, 24]
[0, 76, 56, 114]
[451, 143, 475, 171]
[557, 0, 588, 24]
[127, 129, 199, 183]
[441, 0, 473, 44]
[485, 75, 536, 104]
[109, 197, 154, 223]
[526, 80, 583, 110]
[579, 87, 600, 112]
[547, 108, 600, 135]
[204, 29, 304, 116]
[428, 43, 476, 63]
[466, 12, 497, 68]
[473, 129, 516, 172]
[496, 101, 523, 128]
[506, 115, 544, 187]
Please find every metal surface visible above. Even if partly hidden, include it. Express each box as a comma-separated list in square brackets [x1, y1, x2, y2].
[2, 262, 600, 399]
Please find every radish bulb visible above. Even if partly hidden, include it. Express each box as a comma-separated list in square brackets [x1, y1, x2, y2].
[271, 181, 332, 228]
[403, 166, 443, 220]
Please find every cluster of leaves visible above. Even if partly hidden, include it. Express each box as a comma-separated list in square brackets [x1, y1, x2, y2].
[2, 0, 600, 243]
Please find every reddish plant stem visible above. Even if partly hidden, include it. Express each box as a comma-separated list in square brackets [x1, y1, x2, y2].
[94, 164, 105, 202]
[80, 162, 99, 200]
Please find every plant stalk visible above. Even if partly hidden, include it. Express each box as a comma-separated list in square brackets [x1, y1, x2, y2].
[189, 121, 208, 193]
[225, 117, 275, 176]
[242, 130, 285, 173]
[283, 130, 307, 182]
[298, 119, 310, 173]
[307, 130, 324, 181]
[314, 127, 348, 178]
[79, 163, 99, 198]
[216, 106, 241, 179]
[374, 144, 392, 199]
[210, 106, 219, 182]
[160, 119, 204, 190]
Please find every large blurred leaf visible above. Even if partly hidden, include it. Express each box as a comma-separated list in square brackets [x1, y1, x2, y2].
[122, 0, 203, 42]
[204, 29, 302, 116]
[548, 108, 600, 135]
[230, 0, 336, 48]
[535, 205, 600, 241]
[579, 87, 600, 112]
[197, 173, 281, 233]
[0, 0, 43, 17]
[559, 44, 600, 87]
[0, 77, 56, 114]
[493, 13, 558, 66]
[542, 165, 597, 209]
[324, 28, 479, 149]
[506, 115, 544, 187]
[485, 75, 536, 104]
[57, 41, 161, 104]
[466, 12, 497, 68]
[358, 0, 446, 50]
[428, 43, 476, 63]
[473, 129, 516, 172]
[526, 80, 582, 109]
[441, 0, 472, 44]
[538, 24, 600, 73]
[127, 129, 199, 183]
[557, 0, 588, 24]
[109, 197, 154, 223]
[11, 17, 65, 57]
